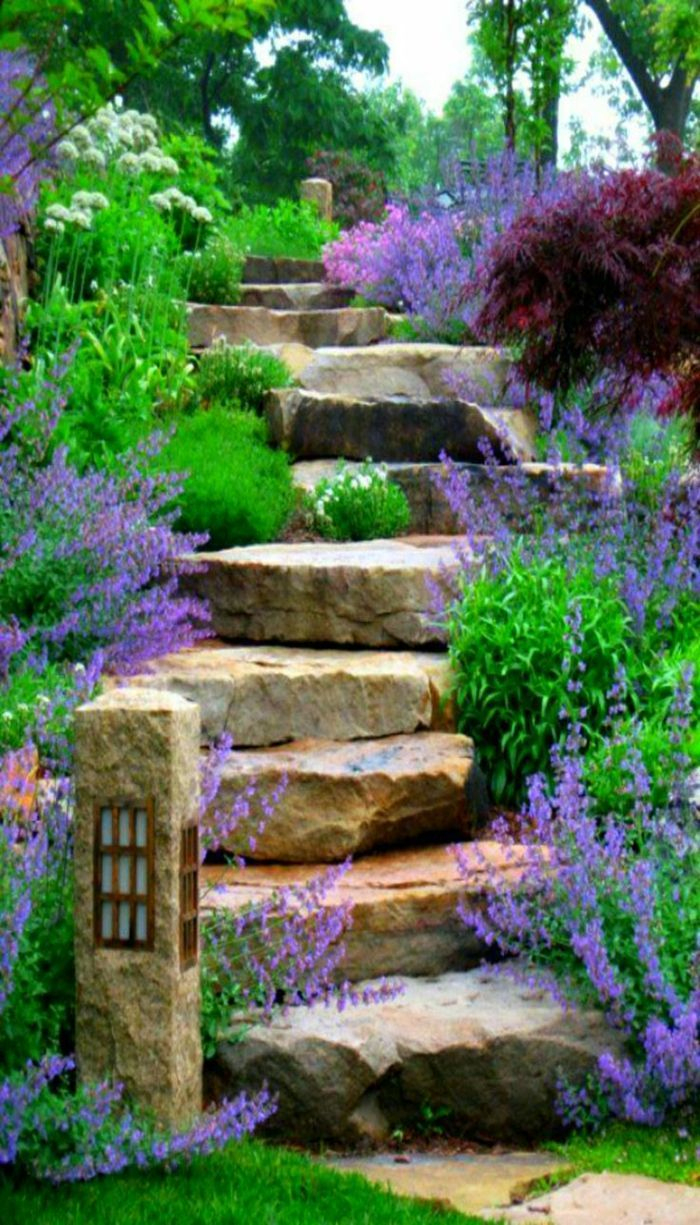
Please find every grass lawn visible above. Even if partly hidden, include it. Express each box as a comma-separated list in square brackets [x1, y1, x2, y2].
[0, 1139, 498, 1225]
[543, 1119, 700, 1189]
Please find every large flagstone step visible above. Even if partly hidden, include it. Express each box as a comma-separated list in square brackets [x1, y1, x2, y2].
[242, 255, 326, 284]
[267, 388, 536, 462]
[268, 341, 514, 403]
[187, 304, 387, 350]
[239, 283, 355, 310]
[185, 538, 462, 648]
[126, 643, 454, 747]
[207, 732, 482, 862]
[206, 966, 622, 1146]
[202, 842, 523, 982]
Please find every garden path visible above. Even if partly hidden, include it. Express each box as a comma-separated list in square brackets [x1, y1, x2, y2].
[132, 257, 617, 1150]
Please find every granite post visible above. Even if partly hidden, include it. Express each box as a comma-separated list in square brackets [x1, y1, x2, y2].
[74, 688, 202, 1128]
[299, 177, 333, 221]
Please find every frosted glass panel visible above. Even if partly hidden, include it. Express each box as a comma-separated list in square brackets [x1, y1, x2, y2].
[100, 807, 113, 845]
[101, 854, 112, 892]
[118, 855, 131, 892]
[135, 903, 147, 941]
[101, 902, 113, 939]
[135, 856, 147, 896]
[118, 808, 130, 846]
[118, 902, 130, 940]
[135, 809, 147, 847]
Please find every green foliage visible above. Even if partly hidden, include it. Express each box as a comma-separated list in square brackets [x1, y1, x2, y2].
[185, 233, 244, 305]
[307, 461, 411, 542]
[223, 199, 338, 259]
[446, 548, 698, 806]
[0, 1141, 480, 1225]
[0, 665, 83, 756]
[546, 1118, 700, 1186]
[155, 407, 294, 548]
[196, 342, 295, 412]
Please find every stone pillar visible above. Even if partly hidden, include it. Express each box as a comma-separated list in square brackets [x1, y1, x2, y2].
[300, 177, 333, 222]
[74, 688, 202, 1128]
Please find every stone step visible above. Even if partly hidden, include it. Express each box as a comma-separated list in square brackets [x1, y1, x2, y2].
[266, 342, 514, 403]
[242, 255, 326, 284]
[208, 732, 481, 862]
[267, 388, 536, 462]
[185, 538, 462, 649]
[126, 643, 454, 747]
[206, 966, 621, 1146]
[202, 842, 523, 982]
[239, 283, 355, 310]
[187, 305, 387, 350]
[293, 460, 616, 536]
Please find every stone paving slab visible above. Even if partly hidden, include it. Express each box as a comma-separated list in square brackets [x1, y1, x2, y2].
[242, 255, 326, 283]
[266, 388, 536, 462]
[185, 537, 464, 648]
[203, 841, 523, 981]
[240, 283, 355, 310]
[210, 732, 478, 862]
[187, 304, 387, 349]
[125, 642, 454, 746]
[208, 969, 624, 1146]
[327, 1152, 566, 1217]
[291, 343, 513, 401]
[481, 1171, 700, 1224]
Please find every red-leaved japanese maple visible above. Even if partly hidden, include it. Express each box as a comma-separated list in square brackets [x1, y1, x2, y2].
[475, 138, 700, 438]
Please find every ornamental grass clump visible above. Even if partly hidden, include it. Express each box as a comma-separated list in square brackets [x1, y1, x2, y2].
[196, 341, 295, 412]
[308, 460, 411, 541]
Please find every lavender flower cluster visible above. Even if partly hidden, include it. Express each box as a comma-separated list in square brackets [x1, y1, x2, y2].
[0, 53, 54, 239]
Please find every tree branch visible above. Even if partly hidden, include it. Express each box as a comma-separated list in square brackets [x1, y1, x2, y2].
[583, 0, 662, 119]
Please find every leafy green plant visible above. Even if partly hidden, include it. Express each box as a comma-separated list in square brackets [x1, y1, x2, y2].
[223, 198, 339, 260]
[156, 408, 294, 548]
[196, 342, 295, 412]
[446, 548, 695, 806]
[307, 461, 411, 541]
[184, 232, 244, 305]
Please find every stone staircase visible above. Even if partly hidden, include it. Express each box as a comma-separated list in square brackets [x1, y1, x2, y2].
[135, 255, 615, 1147]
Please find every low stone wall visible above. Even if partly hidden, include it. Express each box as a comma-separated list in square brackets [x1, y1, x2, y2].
[0, 230, 30, 364]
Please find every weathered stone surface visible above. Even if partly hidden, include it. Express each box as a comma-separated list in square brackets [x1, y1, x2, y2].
[295, 343, 513, 402]
[0, 232, 29, 364]
[239, 282, 355, 310]
[186, 538, 462, 648]
[482, 1173, 700, 1224]
[125, 643, 454, 746]
[210, 732, 478, 862]
[204, 842, 524, 980]
[299, 177, 333, 220]
[207, 968, 623, 1145]
[74, 689, 202, 1127]
[267, 388, 536, 462]
[242, 255, 326, 284]
[328, 1152, 567, 1217]
[188, 304, 387, 350]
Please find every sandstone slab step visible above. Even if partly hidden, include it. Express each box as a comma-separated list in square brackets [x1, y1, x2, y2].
[483, 1173, 700, 1225]
[209, 732, 479, 862]
[328, 1151, 567, 1218]
[243, 255, 326, 284]
[203, 842, 522, 981]
[188, 304, 387, 350]
[186, 538, 462, 648]
[268, 343, 513, 403]
[267, 388, 536, 462]
[126, 643, 454, 746]
[207, 968, 623, 1145]
[240, 283, 355, 310]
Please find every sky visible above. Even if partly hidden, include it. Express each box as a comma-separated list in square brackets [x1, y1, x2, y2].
[344, 0, 647, 158]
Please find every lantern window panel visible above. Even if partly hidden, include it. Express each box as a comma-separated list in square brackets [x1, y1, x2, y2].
[94, 801, 155, 950]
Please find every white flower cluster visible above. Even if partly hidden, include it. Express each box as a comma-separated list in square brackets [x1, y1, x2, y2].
[149, 187, 212, 225]
[55, 102, 181, 180]
[44, 190, 109, 233]
[313, 460, 388, 516]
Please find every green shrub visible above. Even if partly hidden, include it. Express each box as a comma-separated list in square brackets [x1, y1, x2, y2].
[157, 408, 294, 548]
[446, 548, 698, 806]
[184, 232, 243, 305]
[196, 342, 295, 412]
[307, 461, 411, 541]
[223, 198, 339, 259]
